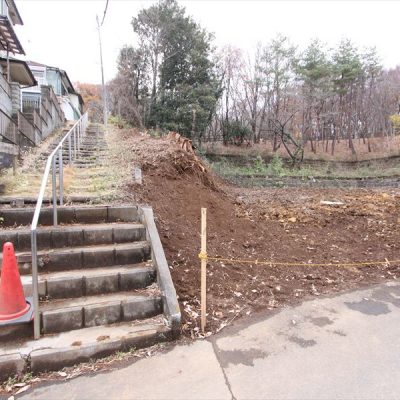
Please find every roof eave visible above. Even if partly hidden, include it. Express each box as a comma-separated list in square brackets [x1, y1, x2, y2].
[7, 0, 23, 25]
[0, 16, 25, 54]
[0, 57, 37, 86]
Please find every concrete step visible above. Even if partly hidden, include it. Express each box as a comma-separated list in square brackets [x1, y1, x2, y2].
[80, 142, 105, 145]
[72, 173, 109, 179]
[21, 263, 156, 299]
[75, 154, 107, 158]
[66, 179, 109, 187]
[76, 150, 107, 154]
[79, 145, 107, 148]
[40, 291, 163, 334]
[66, 187, 105, 193]
[76, 147, 106, 150]
[75, 157, 107, 161]
[76, 153, 107, 157]
[77, 147, 107, 151]
[73, 163, 99, 169]
[74, 157, 107, 161]
[0, 222, 146, 252]
[0, 318, 171, 378]
[38, 144, 107, 156]
[0, 195, 95, 206]
[50, 152, 107, 160]
[0, 205, 140, 227]
[14, 241, 151, 274]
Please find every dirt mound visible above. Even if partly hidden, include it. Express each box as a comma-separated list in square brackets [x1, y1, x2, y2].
[119, 129, 219, 191]
[116, 128, 400, 338]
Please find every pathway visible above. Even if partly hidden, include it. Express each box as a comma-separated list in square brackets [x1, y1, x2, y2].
[19, 281, 400, 399]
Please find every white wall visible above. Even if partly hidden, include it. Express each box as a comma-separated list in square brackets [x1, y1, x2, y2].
[69, 93, 81, 116]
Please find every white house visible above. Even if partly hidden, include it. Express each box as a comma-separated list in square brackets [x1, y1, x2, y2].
[21, 62, 83, 121]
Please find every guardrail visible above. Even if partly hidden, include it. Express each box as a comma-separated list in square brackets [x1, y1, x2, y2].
[30, 112, 88, 339]
[22, 96, 41, 112]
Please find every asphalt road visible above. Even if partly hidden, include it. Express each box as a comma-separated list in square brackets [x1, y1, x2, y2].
[19, 281, 400, 400]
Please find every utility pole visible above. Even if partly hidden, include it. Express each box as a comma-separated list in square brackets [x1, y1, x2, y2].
[96, 15, 107, 126]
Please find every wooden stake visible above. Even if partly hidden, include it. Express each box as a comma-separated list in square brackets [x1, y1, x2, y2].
[201, 207, 207, 333]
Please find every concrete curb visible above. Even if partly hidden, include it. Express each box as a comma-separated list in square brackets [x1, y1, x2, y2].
[30, 326, 172, 374]
[139, 206, 181, 337]
[0, 353, 25, 381]
[0, 326, 172, 380]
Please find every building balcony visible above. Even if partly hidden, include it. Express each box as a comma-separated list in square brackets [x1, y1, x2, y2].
[0, 14, 24, 54]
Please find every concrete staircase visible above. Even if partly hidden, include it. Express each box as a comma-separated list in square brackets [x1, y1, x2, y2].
[36, 124, 108, 170]
[0, 205, 180, 377]
[0, 123, 180, 379]
[2, 123, 118, 201]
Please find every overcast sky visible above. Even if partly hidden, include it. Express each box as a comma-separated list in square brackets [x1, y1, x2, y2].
[14, 0, 400, 85]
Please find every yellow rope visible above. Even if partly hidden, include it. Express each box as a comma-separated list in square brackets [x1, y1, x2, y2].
[198, 253, 399, 268]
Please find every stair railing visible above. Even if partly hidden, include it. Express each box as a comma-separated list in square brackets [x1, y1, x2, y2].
[30, 112, 88, 339]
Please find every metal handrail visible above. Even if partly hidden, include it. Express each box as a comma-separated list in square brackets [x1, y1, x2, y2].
[30, 112, 88, 339]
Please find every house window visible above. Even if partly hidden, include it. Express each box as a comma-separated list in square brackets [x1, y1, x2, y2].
[0, 0, 9, 18]
[29, 68, 47, 92]
[34, 70, 46, 86]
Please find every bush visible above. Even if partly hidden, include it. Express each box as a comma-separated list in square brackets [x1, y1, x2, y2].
[253, 155, 266, 174]
[266, 154, 285, 176]
[390, 114, 400, 135]
[108, 115, 132, 129]
[223, 120, 252, 145]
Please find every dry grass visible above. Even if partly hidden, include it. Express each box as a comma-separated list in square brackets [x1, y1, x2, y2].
[0, 126, 130, 201]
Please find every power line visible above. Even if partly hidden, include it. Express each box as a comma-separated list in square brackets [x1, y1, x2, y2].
[100, 0, 109, 26]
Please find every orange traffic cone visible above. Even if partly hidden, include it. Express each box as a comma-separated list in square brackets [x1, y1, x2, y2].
[0, 242, 30, 321]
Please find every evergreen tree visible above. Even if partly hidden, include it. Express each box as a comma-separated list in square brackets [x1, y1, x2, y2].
[131, 0, 221, 138]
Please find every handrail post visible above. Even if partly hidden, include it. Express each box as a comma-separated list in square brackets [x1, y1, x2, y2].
[78, 124, 81, 152]
[59, 147, 64, 206]
[31, 230, 40, 339]
[52, 156, 58, 226]
[73, 127, 77, 160]
[76, 126, 78, 159]
[30, 112, 88, 340]
[68, 135, 72, 165]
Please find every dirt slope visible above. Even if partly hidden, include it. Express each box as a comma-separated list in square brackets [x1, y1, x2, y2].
[116, 128, 400, 337]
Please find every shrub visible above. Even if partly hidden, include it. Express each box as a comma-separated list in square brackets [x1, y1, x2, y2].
[390, 114, 400, 135]
[223, 120, 252, 145]
[266, 154, 285, 176]
[253, 155, 266, 174]
[108, 115, 132, 129]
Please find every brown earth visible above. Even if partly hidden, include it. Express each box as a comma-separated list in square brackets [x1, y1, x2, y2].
[114, 128, 400, 337]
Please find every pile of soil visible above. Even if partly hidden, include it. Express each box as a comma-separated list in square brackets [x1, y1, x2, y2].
[118, 129, 400, 337]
